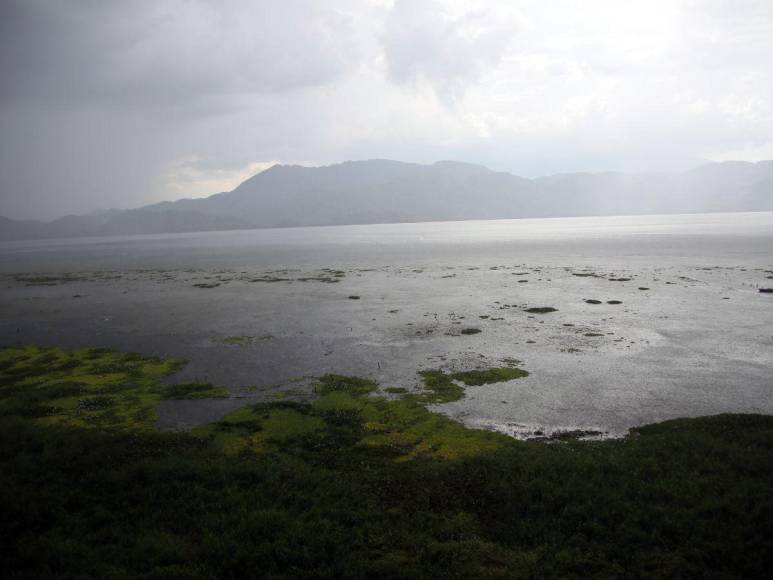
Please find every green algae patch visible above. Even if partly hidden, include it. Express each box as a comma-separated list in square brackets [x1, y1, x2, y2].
[357, 397, 508, 461]
[460, 327, 481, 335]
[417, 366, 529, 403]
[0, 345, 198, 431]
[524, 306, 558, 314]
[314, 374, 378, 397]
[417, 369, 465, 403]
[195, 371, 512, 462]
[451, 367, 529, 385]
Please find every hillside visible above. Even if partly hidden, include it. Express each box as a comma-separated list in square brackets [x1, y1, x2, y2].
[2, 159, 772, 240]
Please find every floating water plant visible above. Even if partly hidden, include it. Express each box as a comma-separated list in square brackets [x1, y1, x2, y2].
[0, 345, 190, 430]
[460, 327, 482, 335]
[2, 345, 772, 578]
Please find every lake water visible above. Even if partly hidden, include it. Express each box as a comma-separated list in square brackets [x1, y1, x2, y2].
[2, 212, 772, 437]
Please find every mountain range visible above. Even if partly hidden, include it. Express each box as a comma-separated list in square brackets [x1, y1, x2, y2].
[2, 159, 772, 241]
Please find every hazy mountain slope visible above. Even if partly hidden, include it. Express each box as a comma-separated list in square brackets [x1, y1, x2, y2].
[1, 159, 771, 240]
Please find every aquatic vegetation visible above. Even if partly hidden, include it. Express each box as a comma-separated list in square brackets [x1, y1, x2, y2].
[572, 272, 602, 278]
[524, 306, 558, 314]
[460, 327, 481, 335]
[0, 345, 187, 430]
[417, 366, 528, 402]
[14, 273, 86, 286]
[417, 369, 465, 403]
[450, 367, 529, 386]
[2, 345, 772, 578]
[314, 374, 378, 397]
[250, 276, 292, 282]
[193, 370, 509, 462]
[220, 335, 273, 346]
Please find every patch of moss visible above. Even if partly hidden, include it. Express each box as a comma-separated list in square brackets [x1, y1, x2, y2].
[450, 367, 529, 386]
[417, 370, 465, 404]
[195, 373, 508, 463]
[0, 346, 191, 430]
[385, 387, 408, 394]
[314, 374, 378, 397]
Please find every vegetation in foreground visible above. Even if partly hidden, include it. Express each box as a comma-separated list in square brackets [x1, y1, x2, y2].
[1, 346, 772, 578]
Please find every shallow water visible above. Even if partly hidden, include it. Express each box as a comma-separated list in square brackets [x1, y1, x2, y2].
[2, 212, 772, 437]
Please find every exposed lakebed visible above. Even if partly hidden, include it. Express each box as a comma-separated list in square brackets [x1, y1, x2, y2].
[1, 212, 772, 438]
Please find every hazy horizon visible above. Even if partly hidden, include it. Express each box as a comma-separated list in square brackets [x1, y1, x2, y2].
[1, 156, 764, 222]
[2, 1, 773, 220]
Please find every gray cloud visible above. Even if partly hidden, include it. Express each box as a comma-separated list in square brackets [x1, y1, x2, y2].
[1, 0, 772, 220]
[0, 0, 362, 114]
[384, 0, 517, 100]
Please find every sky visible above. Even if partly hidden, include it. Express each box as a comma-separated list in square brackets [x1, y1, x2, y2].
[1, 0, 772, 220]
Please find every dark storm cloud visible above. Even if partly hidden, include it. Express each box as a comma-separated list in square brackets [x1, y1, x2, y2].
[0, 0, 371, 219]
[0, 0, 772, 220]
[0, 0, 358, 114]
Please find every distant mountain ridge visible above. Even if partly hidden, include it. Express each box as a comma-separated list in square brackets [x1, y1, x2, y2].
[2, 159, 772, 241]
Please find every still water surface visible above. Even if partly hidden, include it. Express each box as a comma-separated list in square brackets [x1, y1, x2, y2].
[2, 212, 772, 437]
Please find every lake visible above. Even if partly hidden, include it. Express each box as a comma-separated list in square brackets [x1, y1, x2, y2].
[2, 211, 772, 437]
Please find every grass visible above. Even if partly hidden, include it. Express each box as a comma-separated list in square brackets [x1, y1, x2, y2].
[1, 345, 772, 578]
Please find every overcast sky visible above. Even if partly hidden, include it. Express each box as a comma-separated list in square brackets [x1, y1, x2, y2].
[1, 0, 772, 220]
